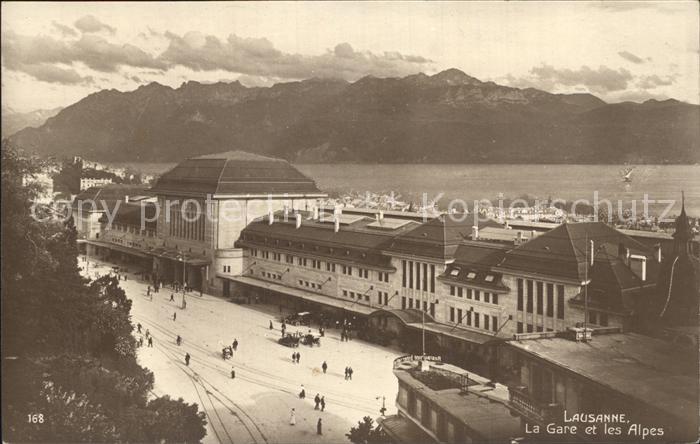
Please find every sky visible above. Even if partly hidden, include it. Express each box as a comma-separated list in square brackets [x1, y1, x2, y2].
[1, 1, 698, 112]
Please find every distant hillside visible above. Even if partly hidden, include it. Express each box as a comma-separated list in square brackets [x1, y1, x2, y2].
[1, 106, 63, 137]
[6, 69, 699, 163]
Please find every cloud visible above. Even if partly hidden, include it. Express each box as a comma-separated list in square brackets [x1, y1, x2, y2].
[158, 32, 432, 80]
[637, 74, 676, 89]
[1, 30, 165, 78]
[520, 64, 633, 93]
[19, 63, 93, 85]
[52, 21, 77, 37]
[618, 51, 645, 64]
[74, 15, 116, 34]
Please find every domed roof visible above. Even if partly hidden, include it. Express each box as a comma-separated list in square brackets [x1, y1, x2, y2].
[150, 150, 323, 197]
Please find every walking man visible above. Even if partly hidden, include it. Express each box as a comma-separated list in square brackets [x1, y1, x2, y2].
[170, 293, 175, 302]
[173, 312, 177, 321]
[231, 367, 236, 379]
[348, 366, 354, 380]
[185, 352, 190, 366]
[322, 361, 328, 374]
[176, 335, 182, 346]
[314, 393, 321, 410]
[299, 386, 306, 399]
[321, 396, 326, 412]
[148, 336, 153, 347]
[137, 323, 142, 333]
[289, 408, 296, 426]
[269, 320, 274, 330]
[296, 352, 301, 364]
[317, 418, 323, 435]
[232, 339, 238, 351]
[292, 352, 296, 363]
[344, 367, 349, 380]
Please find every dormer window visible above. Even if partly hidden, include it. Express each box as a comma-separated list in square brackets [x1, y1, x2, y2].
[466, 272, 476, 279]
[450, 268, 460, 276]
[485, 275, 495, 282]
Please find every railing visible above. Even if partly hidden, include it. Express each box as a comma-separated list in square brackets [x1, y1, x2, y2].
[508, 386, 561, 422]
[393, 354, 442, 369]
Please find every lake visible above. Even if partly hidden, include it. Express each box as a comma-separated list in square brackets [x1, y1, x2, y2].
[106, 163, 700, 217]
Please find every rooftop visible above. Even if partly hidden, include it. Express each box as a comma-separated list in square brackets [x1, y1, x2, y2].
[150, 150, 324, 197]
[508, 332, 699, 426]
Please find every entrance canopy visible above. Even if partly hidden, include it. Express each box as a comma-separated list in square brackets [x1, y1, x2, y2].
[230, 276, 375, 315]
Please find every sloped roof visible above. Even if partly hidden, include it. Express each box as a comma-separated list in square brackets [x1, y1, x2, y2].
[72, 184, 151, 211]
[98, 202, 157, 230]
[497, 222, 652, 282]
[383, 214, 502, 261]
[150, 150, 323, 197]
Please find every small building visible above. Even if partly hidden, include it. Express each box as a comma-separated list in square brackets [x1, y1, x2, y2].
[383, 355, 522, 443]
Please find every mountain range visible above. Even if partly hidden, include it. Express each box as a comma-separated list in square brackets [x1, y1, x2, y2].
[5, 69, 699, 163]
[2, 106, 63, 138]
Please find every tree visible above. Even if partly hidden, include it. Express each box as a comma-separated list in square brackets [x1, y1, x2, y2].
[346, 416, 390, 444]
[1, 142, 207, 442]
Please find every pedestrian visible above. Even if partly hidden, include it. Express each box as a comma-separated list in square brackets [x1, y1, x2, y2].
[299, 386, 306, 399]
[232, 339, 238, 351]
[344, 367, 349, 380]
[138, 336, 144, 347]
[148, 337, 153, 347]
[296, 352, 301, 364]
[137, 323, 142, 333]
[322, 361, 328, 374]
[269, 320, 274, 330]
[170, 293, 175, 302]
[320, 396, 326, 412]
[314, 394, 321, 410]
[173, 312, 177, 321]
[289, 408, 296, 426]
[317, 418, 323, 435]
[231, 367, 236, 379]
[292, 352, 296, 363]
[185, 352, 190, 366]
[176, 335, 182, 346]
[147, 285, 151, 296]
[348, 366, 354, 380]
[145, 329, 150, 339]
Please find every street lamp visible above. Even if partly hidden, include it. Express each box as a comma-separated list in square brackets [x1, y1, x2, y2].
[376, 396, 387, 416]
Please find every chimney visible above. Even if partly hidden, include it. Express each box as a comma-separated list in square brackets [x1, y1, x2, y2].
[334, 216, 340, 233]
[295, 213, 302, 229]
[654, 244, 662, 263]
[471, 226, 479, 240]
[268, 210, 274, 225]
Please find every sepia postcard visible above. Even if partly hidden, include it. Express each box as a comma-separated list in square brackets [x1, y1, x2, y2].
[1, 1, 699, 443]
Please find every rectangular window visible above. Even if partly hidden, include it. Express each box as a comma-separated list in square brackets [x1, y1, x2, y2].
[430, 265, 435, 293]
[450, 286, 455, 296]
[546, 283, 554, 317]
[430, 303, 435, 317]
[402, 260, 407, 287]
[450, 307, 455, 322]
[467, 289, 472, 299]
[517, 322, 523, 333]
[474, 312, 480, 328]
[474, 290, 480, 302]
[492, 315, 498, 332]
[526, 280, 533, 313]
[408, 261, 413, 289]
[466, 310, 472, 326]
[423, 263, 428, 291]
[527, 324, 533, 333]
[457, 309, 463, 324]
[589, 311, 598, 325]
[517, 279, 524, 311]
[402, 297, 406, 309]
[493, 294, 498, 305]
[484, 293, 490, 303]
[458, 287, 463, 298]
[537, 282, 544, 315]
[350, 292, 355, 299]
[536, 326, 543, 332]
[484, 315, 490, 331]
[343, 290, 348, 297]
[557, 285, 565, 319]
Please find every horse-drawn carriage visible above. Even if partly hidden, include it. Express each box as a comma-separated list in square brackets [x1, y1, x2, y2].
[278, 333, 301, 347]
[300, 333, 321, 347]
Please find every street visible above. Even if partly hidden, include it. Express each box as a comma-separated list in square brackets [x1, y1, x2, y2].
[81, 258, 401, 444]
